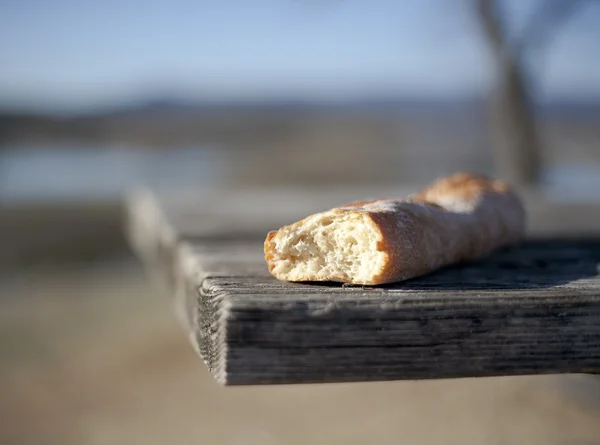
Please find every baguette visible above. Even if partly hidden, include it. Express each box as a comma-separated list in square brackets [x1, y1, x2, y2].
[264, 173, 525, 285]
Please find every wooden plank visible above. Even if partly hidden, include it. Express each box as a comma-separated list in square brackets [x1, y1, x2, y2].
[182, 240, 600, 385]
[127, 187, 600, 241]
[126, 188, 600, 385]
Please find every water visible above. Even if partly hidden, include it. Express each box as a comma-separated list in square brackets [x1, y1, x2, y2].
[1, 143, 600, 203]
[0, 144, 228, 202]
[541, 163, 600, 202]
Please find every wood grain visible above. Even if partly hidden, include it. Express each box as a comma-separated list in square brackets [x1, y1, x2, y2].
[126, 188, 600, 385]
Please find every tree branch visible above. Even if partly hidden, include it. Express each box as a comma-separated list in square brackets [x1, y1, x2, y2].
[475, 0, 509, 59]
[516, 0, 587, 59]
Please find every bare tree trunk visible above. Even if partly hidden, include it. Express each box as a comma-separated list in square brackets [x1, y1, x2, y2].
[476, 0, 542, 185]
[489, 58, 541, 185]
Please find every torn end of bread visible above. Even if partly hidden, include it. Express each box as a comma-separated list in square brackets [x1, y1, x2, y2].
[264, 209, 387, 285]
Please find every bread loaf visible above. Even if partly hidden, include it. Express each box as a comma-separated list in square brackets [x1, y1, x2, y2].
[264, 173, 525, 285]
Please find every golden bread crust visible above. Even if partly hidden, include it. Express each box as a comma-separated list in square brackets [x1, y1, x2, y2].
[264, 173, 525, 285]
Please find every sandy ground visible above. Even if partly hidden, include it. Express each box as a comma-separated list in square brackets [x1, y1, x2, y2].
[1, 258, 600, 445]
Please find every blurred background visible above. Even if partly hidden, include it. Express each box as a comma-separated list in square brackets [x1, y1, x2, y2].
[1, 1, 600, 444]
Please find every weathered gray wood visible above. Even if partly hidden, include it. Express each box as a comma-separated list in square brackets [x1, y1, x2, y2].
[127, 187, 600, 240]
[126, 188, 600, 385]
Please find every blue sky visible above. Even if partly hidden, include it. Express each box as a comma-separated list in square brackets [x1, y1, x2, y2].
[1, 0, 599, 112]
